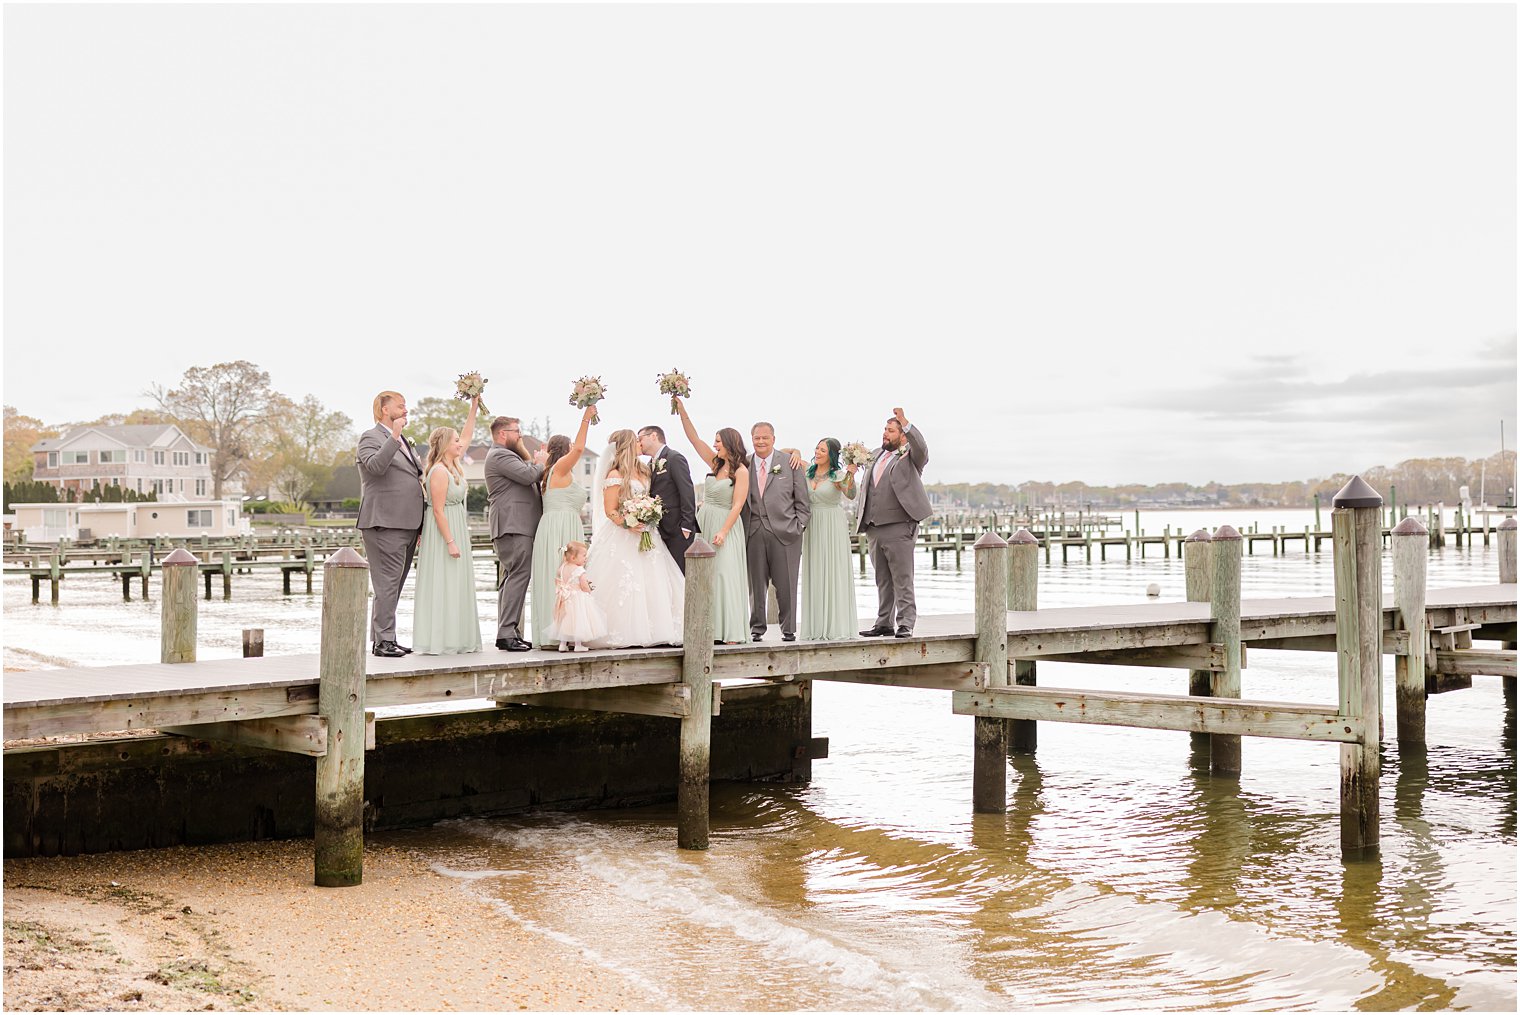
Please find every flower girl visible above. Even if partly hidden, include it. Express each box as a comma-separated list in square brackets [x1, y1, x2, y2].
[547, 542, 608, 652]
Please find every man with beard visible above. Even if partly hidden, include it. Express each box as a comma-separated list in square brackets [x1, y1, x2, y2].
[856, 407, 931, 638]
[486, 415, 549, 651]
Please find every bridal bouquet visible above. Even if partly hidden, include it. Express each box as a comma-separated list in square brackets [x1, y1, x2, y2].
[656, 368, 691, 415]
[455, 371, 490, 415]
[624, 493, 664, 552]
[569, 375, 607, 424]
[841, 441, 875, 468]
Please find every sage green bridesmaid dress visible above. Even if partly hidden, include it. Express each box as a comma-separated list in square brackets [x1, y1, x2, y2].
[414, 466, 482, 654]
[801, 471, 856, 640]
[531, 479, 589, 649]
[696, 476, 749, 643]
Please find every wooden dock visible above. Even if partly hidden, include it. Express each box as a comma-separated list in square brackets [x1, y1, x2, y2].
[5, 483, 1515, 878]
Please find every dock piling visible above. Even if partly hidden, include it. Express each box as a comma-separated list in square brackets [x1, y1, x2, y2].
[972, 532, 1010, 812]
[1006, 528, 1039, 754]
[1500, 519, 1517, 703]
[242, 628, 265, 658]
[1333, 476, 1383, 857]
[1392, 518, 1429, 746]
[314, 547, 369, 887]
[1185, 529, 1214, 770]
[678, 537, 717, 850]
[1208, 526, 1242, 775]
[159, 548, 199, 664]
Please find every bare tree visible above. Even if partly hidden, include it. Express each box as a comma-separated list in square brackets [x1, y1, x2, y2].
[150, 360, 276, 499]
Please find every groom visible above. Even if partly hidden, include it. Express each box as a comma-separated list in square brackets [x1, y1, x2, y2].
[857, 407, 931, 638]
[637, 425, 697, 572]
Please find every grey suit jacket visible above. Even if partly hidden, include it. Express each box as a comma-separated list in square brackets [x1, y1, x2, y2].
[857, 423, 932, 532]
[356, 424, 425, 530]
[485, 445, 544, 538]
[744, 451, 811, 545]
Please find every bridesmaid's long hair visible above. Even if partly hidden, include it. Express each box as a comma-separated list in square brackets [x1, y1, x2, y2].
[607, 429, 645, 505]
[807, 438, 842, 480]
[424, 426, 463, 481]
[539, 434, 571, 494]
[711, 428, 750, 484]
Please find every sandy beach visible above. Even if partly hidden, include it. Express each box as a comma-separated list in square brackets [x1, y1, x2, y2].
[3, 837, 657, 1011]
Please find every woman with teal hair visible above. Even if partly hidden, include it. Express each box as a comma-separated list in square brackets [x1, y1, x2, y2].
[800, 437, 858, 639]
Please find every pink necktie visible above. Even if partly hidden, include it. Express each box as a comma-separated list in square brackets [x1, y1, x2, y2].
[758, 458, 768, 495]
[873, 452, 890, 487]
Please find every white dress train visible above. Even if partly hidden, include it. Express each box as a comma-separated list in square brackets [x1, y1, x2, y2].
[585, 478, 685, 647]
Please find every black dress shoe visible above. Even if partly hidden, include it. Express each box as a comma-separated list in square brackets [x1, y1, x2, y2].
[752, 634, 764, 642]
[506, 637, 533, 652]
[894, 626, 913, 638]
[496, 638, 513, 650]
[396, 643, 413, 654]
[860, 627, 892, 637]
[372, 641, 405, 658]
[782, 633, 796, 642]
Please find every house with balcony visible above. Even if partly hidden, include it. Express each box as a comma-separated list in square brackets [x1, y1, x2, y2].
[30, 424, 229, 500]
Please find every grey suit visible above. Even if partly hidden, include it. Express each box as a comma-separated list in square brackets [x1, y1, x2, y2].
[743, 451, 811, 638]
[485, 444, 543, 643]
[356, 423, 425, 647]
[856, 423, 932, 632]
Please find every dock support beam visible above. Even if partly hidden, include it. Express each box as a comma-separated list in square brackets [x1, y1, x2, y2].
[1209, 526, 1242, 775]
[678, 538, 717, 850]
[314, 547, 369, 887]
[1185, 529, 1213, 770]
[1500, 519, 1516, 703]
[159, 548, 199, 664]
[1006, 528, 1039, 754]
[1392, 518, 1428, 746]
[1334, 476, 1383, 857]
[972, 533, 1011, 812]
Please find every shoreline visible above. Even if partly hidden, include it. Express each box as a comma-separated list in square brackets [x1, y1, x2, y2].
[3, 837, 657, 1011]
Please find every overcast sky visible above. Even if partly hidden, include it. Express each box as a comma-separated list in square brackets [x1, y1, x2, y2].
[4, 2, 1515, 486]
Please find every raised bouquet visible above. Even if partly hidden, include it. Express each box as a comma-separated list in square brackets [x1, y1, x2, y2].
[841, 441, 875, 468]
[455, 371, 490, 415]
[656, 368, 691, 415]
[569, 375, 607, 425]
[624, 493, 664, 552]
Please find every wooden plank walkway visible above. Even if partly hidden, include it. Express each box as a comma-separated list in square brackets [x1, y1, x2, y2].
[7, 585, 1512, 743]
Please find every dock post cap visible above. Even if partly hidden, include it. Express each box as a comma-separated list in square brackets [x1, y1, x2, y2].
[1185, 528, 1212, 542]
[1008, 527, 1039, 545]
[1211, 525, 1241, 541]
[972, 532, 1008, 549]
[1331, 475, 1383, 509]
[1501, 518, 1517, 531]
[325, 546, 369, 568]
[160, 548, 198, 566]
[1391, 517, 1428, 537]
[685, 536, 716, 559]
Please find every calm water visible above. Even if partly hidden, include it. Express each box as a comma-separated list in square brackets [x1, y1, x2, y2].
[4, 509, 1515, 1009]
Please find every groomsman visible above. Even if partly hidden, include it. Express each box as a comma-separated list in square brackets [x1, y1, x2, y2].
[637, 425, 698, 572]
[485, 416, 548, 651]
[744, 421, 810, 642]
[857, 407, 931, 638]
[356, 390, 424, 658]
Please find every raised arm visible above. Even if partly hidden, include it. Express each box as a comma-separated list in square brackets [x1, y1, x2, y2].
[713, 466, 749, 548]
[897, 407, 928, 471]
[672, 396, 717, 470]
[459, 396, 480, 449]
[356, 428, 403, 476]
[553, 405, 597, 480]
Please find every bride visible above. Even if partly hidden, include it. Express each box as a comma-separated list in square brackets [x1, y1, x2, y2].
[585, 428, 686, 647]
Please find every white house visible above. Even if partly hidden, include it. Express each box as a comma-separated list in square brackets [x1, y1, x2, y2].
[459, 438, 600, 488]
[30, 424, 229, 500]
[10, 500, 252, 543]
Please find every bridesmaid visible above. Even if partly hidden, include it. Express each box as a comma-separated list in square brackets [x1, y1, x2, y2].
[413, 395, 481, 654]
[530, 405, 597, 649]
[800, 437, 858, 640]
[673, 396, 751, 644]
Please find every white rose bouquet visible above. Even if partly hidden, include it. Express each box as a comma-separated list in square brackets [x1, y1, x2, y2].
[569, 376, 607, 425]
[455, 371, 490, 415]
[841, 441, 875, 468]
[656, 368, 691, 415]
[624, 493, 664, 552]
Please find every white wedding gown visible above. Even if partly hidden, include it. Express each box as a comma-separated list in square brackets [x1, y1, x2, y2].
[585, 478, 686, 648]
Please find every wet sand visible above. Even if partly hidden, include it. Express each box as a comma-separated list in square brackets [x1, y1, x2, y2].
[3, 838, 657, 1011]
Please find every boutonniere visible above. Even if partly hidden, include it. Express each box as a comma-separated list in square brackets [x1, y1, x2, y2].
[654, 458, 668, 475]
[894, 445, 909, 459]
[770, 464, 783, 476]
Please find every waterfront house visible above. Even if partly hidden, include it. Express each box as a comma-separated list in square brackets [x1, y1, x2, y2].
[30, 424, 229, 499]
[9, 499, 253, 543]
